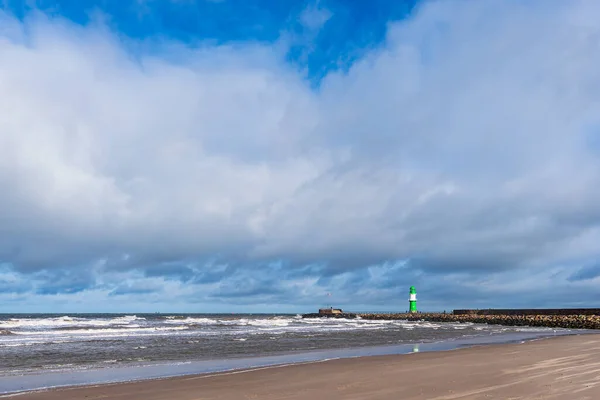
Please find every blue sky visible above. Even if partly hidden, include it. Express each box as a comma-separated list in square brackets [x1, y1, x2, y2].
[1, 0, 600, 313]
[2, 0, 417, 82]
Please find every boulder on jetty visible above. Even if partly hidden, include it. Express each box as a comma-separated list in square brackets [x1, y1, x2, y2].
[0, 329, 14, 335]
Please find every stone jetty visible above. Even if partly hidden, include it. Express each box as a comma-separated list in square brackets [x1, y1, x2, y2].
[358, 311, 600, 330]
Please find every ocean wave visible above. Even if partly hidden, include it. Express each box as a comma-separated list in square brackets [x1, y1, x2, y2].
[0, 339, 71, 347]
[0, 315, 145, 330]
[109, 315, 146, 324]
[0, 329, 14, 335]
[164, 317, 218, 325]
[51, 324, 142, 331]
[18, 326, 190, 336]
[0, 337, 132, 347]
[165, 316, 429, 331]
[163, 316, 295, 328]
[245, 318, 291, 327]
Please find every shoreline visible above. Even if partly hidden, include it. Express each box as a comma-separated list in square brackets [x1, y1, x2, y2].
[0, 360, 336, 399]
[1, 329, 594, 397]
[10, 332, 600, 400]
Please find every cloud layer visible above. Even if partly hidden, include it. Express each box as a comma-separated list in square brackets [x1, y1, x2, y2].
[1, 0, 600, 311]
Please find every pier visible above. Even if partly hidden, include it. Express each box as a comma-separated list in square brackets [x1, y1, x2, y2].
[358, 309, 600, 330]
[303, 308, 600, 329]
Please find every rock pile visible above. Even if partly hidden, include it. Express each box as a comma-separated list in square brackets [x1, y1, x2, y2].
[358, 313, 600, 330]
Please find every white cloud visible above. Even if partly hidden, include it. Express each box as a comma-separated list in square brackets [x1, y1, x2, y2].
[1, 0, 600, 307]
[299, 3, 332, 32]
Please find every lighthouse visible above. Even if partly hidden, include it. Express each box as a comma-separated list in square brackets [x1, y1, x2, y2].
[409, 286, 417, 313]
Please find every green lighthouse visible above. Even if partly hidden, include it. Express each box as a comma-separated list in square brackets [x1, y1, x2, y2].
[409, 286, 417, 313]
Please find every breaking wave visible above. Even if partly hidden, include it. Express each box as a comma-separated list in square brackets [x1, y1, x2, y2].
[0, 315, 145, 330]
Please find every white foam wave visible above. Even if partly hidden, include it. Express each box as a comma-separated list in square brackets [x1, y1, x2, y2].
[18, 326, 189, 336]
[110, 315, 145, 324]
[0, 339, 72, 347]
[164, 317, 218, 325]
[249, 319, 290, 327]
[0, 315, 144, 330]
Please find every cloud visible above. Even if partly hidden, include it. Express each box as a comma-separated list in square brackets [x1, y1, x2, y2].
[299, 3, 331, 32]
[568, 263, 600, 282]
[1, 0, 600, 310]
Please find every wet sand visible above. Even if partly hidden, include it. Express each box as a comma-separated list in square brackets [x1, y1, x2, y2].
[15, 334, 600, 400]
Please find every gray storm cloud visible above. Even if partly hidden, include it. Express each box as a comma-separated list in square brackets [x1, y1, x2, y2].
[0, 0, 600, 307]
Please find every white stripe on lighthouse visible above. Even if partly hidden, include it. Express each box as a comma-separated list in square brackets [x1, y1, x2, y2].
[409, 294, 417, 301]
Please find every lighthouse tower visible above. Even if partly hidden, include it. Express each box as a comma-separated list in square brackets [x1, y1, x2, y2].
[409, 286, 417, 313]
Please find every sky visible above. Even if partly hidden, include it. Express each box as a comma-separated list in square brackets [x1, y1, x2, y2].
[1, 0, 600, 313]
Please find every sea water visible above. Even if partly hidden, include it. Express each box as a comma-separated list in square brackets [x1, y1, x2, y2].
[0, 313, 584, 395]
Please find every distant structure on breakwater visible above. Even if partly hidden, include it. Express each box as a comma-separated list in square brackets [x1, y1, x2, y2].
[301, 307, 357, 319]
[319, 308, 343, 315]
[409, 286, 417, 313]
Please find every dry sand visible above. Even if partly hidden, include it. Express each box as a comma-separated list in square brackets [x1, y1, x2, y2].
[14, 333, 600, 400]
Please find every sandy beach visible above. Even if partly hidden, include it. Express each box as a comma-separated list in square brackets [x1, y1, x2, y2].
[13, 333, 600, 400]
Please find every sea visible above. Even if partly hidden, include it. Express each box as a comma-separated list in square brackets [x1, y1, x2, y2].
[0, 313, 584, 395]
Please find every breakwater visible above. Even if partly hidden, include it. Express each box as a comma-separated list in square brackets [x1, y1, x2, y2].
[453, 308, 600, 316]
[358, 312, 600, 330]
